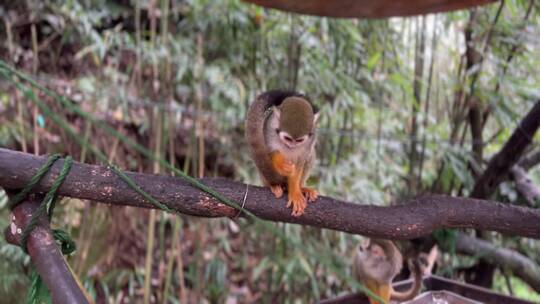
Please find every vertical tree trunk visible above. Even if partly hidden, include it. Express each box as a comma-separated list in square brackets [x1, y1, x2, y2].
[408, 16, 426, 194]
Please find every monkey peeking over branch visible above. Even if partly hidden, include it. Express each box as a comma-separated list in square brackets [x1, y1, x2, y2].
[354, 239, 437, 304]
[246, 90, 320, 217]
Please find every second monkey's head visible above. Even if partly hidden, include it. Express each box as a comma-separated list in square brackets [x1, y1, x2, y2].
[273, 96, 320, 149]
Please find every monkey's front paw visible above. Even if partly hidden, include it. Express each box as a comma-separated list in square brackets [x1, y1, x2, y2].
[276, 160, 295, 176]
[301, 187, 318, 202]
[271, 151, 295, 176]
[286, 190, 307, 217]
[270, 185, 284, 198]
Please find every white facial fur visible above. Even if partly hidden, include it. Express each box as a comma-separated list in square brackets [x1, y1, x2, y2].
[278, 131, 308, 148]
[356, 242, 397, 284]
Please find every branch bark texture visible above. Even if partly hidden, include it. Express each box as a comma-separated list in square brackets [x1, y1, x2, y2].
[471, 100, 540, 199]
[456, 233, 540, 293]
[1, 148, 540, 239]
[4, 195, 89, 304]
[510, 166, 540, 207]
[519, 149, 540, 171]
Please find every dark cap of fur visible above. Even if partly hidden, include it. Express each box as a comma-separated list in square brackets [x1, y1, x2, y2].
[258, 90, 318, 113]
[279, 97, 315, 138]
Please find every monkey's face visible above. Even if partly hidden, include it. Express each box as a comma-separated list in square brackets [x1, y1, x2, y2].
[277, 130, 310, 148]
[358, 242, 387, 265]
[271, 97, 319, 150]
[355, 240, 400, 284]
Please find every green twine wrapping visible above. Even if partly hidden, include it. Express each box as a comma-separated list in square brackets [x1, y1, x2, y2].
[9, 155, 74, 253]
[8, 154, 61, 210]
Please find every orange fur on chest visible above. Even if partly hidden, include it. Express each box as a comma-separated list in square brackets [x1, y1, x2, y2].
[269, 151, 316, 217]
[364, 279, 391, 304]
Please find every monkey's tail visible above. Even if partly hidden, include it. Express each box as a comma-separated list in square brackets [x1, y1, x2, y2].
[246, 93, 275, 179]
[390, 258, 423, 302]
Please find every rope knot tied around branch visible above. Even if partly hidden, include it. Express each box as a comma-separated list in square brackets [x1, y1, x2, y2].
[8, 154, 73, 253]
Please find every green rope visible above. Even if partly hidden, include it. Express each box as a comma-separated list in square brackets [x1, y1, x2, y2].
[110, 165, 176, 213]
[53, 229, 77, 255]
[9, 155, 73, 252]
[28, 269, 51, 304]
[20, 156, 73, 252]
[8, 154, 61, 210]
[5, 151, 75, 304]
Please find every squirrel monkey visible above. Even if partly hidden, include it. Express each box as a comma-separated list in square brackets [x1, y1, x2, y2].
[246, 91, 320, 217]
[354, 239, 423, 304]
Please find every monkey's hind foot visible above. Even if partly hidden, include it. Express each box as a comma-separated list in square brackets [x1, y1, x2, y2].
[301, 187, 318, 202]
[286, 190, 307, 217]
[269, 185, 284, 198]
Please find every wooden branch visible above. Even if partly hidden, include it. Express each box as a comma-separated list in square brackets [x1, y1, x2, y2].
[3, 194, 90, 304]
[519, 149, 540, 171]
[456, 233, 540, 293]
[471, 100, 540, 199]
[244, 0, 496, 18]
[1, 148, 540, 239]
[510, 166, 540, 207]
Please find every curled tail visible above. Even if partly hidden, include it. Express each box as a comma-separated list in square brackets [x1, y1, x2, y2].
[391, 258, 423, 302]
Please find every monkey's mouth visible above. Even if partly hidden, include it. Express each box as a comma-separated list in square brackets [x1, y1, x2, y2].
[282, 141, 299, 148]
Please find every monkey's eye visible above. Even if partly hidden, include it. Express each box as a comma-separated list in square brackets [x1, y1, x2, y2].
[296, 137, 305, 143]
[284, 135, 293, 142]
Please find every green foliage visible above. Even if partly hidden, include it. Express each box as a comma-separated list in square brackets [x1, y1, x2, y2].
[432, 228, 458, 254]
[493, 272, 540, 303]
[0, 190, 30, 301]
[204, 258, 228, 303]
[27, 270, 52, 304]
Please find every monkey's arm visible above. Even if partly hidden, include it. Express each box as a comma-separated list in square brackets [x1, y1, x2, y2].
[286, 163, 307, 216]
[270, 151, 295, 176]
[300, 151, 318, 202]
[268, 151, 307, 216]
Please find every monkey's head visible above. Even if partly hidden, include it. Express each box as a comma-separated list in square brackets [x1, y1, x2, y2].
[355, 239, 403, 284]
[273, 96, 319, 149]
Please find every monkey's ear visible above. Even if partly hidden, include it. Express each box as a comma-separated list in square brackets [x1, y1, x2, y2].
[272, 106, 281, 119]
[313, 112, 321, 125]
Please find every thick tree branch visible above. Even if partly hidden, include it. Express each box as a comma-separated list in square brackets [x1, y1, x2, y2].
[510, 166, 540, 207]
[471, 100, 540, 199]
[4, 195, 89, 304]
[456, 233, 540, 293]
[466, 100, 540, 287]
[519, 149, 540, 171]
[1, 148, 539, 239]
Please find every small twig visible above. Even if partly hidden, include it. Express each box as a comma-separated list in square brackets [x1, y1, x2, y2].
[501, 267, 515, 296]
